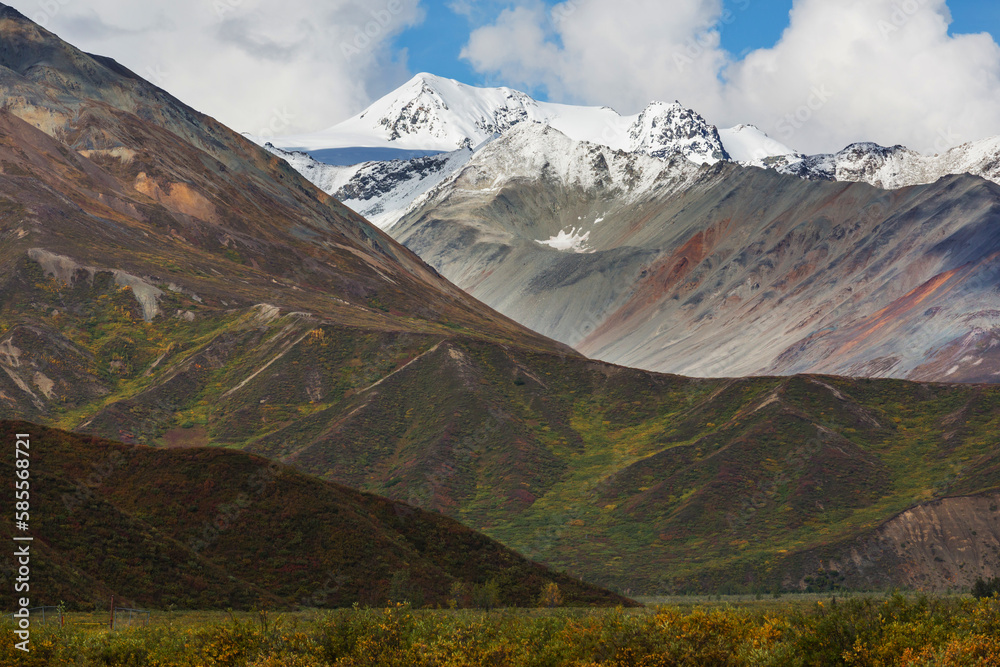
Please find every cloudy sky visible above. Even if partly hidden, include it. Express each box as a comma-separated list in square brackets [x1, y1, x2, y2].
[8, 0, 1000, 154]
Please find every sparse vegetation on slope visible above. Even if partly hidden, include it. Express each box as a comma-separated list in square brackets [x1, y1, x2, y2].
[0, 421, 631, 610]
[8, 268, 998, 593]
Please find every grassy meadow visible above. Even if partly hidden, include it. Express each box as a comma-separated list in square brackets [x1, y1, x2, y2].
[4, 594, 1000, 666]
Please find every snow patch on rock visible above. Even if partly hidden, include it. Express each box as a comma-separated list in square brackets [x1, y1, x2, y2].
[536, 228, 594, 253]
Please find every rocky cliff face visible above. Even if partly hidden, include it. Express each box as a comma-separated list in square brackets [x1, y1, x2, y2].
[813, 494, 1000, 591]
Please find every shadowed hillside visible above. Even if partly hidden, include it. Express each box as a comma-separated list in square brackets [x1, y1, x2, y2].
[0, 421, 632, 609]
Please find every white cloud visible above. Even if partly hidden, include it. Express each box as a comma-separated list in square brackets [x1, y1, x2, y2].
[462, 0, 1000, 154]
[8, 0, 1000, 154]
[723, 0, 1000, 153]
[5, 0, 425, 136]
[461, 0, 727, 116]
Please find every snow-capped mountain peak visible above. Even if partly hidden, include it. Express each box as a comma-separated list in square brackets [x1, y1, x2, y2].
[627, 100, 729, 165]
[368, 76, 461, 145]
[257, 73, 1000, 236]
[330, 72, 541, 152]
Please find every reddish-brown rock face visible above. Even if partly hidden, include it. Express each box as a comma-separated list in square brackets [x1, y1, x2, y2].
[390, 127, 1000, 382]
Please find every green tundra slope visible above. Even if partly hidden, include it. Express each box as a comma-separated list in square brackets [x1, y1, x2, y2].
[234, 337, 1000, 593]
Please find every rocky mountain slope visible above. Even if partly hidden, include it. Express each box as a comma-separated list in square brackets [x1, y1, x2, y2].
[0, 4, 568, 370]
[817, 492, 1000, 591]
[0, 421, 630, 609]
[386, 124, 1000, 382]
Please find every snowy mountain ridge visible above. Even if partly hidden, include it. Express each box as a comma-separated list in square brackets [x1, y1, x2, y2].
[775, 138, 1000, 189]
[265, 122, 702, 230]
[265, 72, 1000, 188]
[268, 73, 751, 167]
[447, 122, 699, 192]
[268, 144, 475, 229]
[259, 73, 1000, 232]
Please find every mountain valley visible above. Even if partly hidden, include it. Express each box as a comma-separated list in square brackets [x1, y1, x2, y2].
[0, 3, 998, 603]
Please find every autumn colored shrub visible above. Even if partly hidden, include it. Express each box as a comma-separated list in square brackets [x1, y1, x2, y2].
[2, 595, 999, 666]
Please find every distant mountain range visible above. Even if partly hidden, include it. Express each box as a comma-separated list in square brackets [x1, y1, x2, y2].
[260, 72, 1000, 220]
[262, 73, 747, 165]
[260, 74, 1000, 383]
